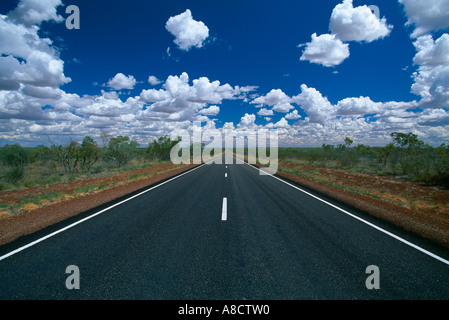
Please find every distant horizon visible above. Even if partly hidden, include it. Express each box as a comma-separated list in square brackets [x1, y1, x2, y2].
[1, 130, 432, 149]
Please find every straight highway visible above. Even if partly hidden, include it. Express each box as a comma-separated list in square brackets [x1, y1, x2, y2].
[1, 153, 448, 299]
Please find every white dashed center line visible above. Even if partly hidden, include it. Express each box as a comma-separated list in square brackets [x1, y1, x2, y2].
[222, 197, 227, 221]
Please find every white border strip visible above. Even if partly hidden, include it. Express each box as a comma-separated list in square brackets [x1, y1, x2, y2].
[243, 160, 449, 266]
[0, 163, 207, 262]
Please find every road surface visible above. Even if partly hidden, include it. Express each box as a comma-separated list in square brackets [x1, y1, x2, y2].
[1, 154, 449, 300]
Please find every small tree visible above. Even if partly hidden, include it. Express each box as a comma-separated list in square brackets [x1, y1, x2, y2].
[344, 137, 353, 147]
[106, 135, 139, 167]
[0, 144, 29, 182]
[336, 137, 357, 167]
[146, 135, 179, 161]
[391, 132, 419, 149]
[434, 144, 449, 187]
[321, 144, 335, 162]
[79, 136, 100, 172]
[0, 144, 29, 170]
[52, 140, 80, 174]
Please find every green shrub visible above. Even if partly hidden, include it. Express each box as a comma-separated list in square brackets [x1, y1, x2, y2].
[92, 166, 104, 174]
[5, 167, 24, 183]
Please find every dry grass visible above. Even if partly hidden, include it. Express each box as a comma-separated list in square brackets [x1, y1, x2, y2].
[0, 211, 11, 218]
[18, 203, 39, 212]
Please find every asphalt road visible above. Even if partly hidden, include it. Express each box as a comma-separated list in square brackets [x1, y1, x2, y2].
[1, 153, 449, 300]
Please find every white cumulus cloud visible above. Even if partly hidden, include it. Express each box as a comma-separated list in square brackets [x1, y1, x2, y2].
[107, 73, 137, 90]
[285, 109, 301, 120]
[0, 10, 70, 90]
[140, 88, 171, 102]
[292, 85, 335, 123]
[7, 0, 64, 26]
[413, 34, 449, 67]
[411, 34, 449, 108]
[257, 108, 274, 116]
[299, 33, 350, 67]
[329, 0, 392, 43]
[139, 72, 256, 122]
[274, 117, 289, 128]
[336, 96, 382, 116]
[165, 9, 209, 51]
[238, 113, 256, 128]
[300, 0, 392, 67]
[199, 105, 220, 116]
[148, 76, 162, 86]
[251, 89, 294, 113]
[399, 0, 449, 38]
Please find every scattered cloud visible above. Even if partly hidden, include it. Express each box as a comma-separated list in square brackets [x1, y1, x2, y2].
[417, 108, 449, 126]
[257, 108, 274, 116]
[300, 0, 392, 67]
[336, 96, 382, 116]
[399, 0, 449, 38]
[285, 109, 301, 120]
[292, 84, 335, 123]
[165, 9, 209, 51]
[251, 89, 294, 112]
[299, 33, 350, 67]
[274, 117, 289, 128]
[0, 4, 71, 90]
[139, 72, 256, 122]
[148, 76, 162, 86]
[199, 105, 220, 116]
[401, 0, 449, 110]
[238, 113, 256, 128]
[140, 88, 171, 102]
[329, 0, 392, 42]
[413, 34, 449, 66]
[411, 33, 449, 108]
[107, 73, 137, 91]
[7, 0, 64, 27]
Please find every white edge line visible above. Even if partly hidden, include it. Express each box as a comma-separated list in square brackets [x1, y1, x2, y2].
[222, 197, 227, 221]
[241, 158, 449, 266]
[0, 163, 207, 262]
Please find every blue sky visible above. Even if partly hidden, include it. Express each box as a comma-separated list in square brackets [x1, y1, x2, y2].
[1, 0, 449, 147]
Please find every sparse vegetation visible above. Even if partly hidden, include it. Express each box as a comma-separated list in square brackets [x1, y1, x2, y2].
[278, 132, 449, 188]
[0, 133, 193, 218]
[2, 131, 447, 191]
[0, 144, 30, 183]
[146, 135, 179, 161]
[0, 134, 177, 192]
